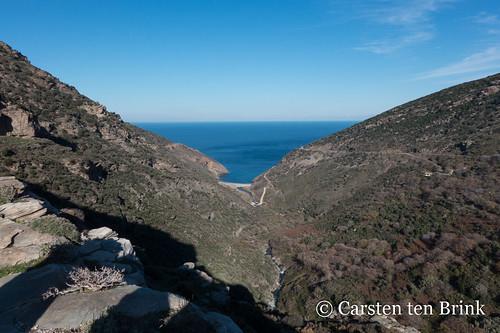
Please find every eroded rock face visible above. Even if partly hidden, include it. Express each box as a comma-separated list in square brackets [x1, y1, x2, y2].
[0, 105, 40, 137]
[80, 103, 107, 118]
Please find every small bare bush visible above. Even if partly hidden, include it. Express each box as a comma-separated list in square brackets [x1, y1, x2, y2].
[42, 266, 125, 300]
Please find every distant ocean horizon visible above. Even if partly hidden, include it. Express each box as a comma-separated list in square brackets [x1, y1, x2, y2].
[136, 121, 356, 183]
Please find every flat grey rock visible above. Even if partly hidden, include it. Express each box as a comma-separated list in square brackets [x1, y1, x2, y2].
[0, 264, 70, 333]
[0, 219, 57, 267]
[0, 198, 47, 222]
[0, 218, 22, 249]
[35, 285, 189, 330]
[83, 227, 117, 240]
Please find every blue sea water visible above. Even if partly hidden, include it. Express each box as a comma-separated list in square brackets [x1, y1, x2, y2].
[136, 121, 356, 183]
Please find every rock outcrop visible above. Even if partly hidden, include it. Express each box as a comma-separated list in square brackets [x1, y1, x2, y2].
[0, 218, 58, 268]
[0, 198, 48, 222]
[0, 105, 40, 137]
[77, 227, 145, 286]
[0, 177, 244, 333]
[33, 285, 189, 331]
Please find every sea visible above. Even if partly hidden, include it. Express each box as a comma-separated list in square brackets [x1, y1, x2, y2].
[136, 121, 356, 183]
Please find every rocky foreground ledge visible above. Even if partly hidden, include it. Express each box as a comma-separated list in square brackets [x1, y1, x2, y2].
[0, 176, 242, 333]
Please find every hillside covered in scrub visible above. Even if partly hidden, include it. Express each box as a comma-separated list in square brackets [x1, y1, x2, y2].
[0, 41, 280, 308]
[251, 73, 500, 332]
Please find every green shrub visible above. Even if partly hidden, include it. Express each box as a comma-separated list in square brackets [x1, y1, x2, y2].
[30, 215, 80, 242]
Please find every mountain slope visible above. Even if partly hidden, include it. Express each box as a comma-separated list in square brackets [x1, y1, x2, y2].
[252, 74, 500, 332]
[0, 41, 277, 304]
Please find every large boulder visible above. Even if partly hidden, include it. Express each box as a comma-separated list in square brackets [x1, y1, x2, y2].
[0, 264, 70, 333]
[34, 285, 190, 331]
[164, 305, 243, 333]
[77, 228, 145, 285]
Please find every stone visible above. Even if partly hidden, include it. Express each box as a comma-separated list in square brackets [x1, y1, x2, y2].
[0, 246, 44, 268]
[0, 218, 58, 267]
[0, 177, 25, 191]
[0, 105, 40, 137]
[195, 269, 214, 285]
[116, 238, 135, 258]
[200, 311, 243, 333]
[80, 103, 107, 118]
[162, 305, 243, 333]
[371, 315, 420, 333]
[99, 238, 135, 258]
[0, 198, 47, 222]
[78, 239, 102, 255]
[76, 235, 144, 285]
[0, 264, 70, 333]
[123, 270, 146, 286]
[180, 261, 196, 270]
[34, 285, 189, 331]
[83, 250, 116, 263]
[0, 219, 23, 249]
[83, 227, 117, 240]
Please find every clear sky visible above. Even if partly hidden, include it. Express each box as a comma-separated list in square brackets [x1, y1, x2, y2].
[1, 0, 499, 122]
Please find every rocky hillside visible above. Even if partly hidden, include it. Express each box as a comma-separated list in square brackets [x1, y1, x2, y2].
[0, 41, 278, 308]
[252, 74, 500, 332]
[0, 176, 244, 333]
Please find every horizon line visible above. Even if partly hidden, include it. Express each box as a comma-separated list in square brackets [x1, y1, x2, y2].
[130, 119, 363, 124]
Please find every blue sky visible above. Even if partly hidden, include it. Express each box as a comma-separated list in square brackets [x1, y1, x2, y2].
[1, 0, 499, 122]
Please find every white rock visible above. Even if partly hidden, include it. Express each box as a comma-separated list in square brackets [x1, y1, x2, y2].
[116, 238, 135, 258]
[83, 227, 117, 240]
[180, 261, 196, 270]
